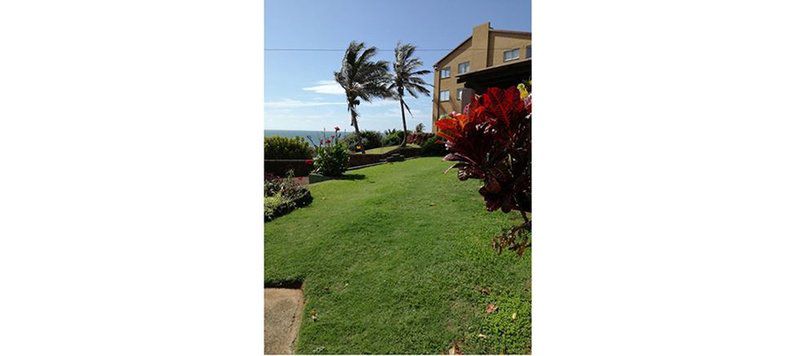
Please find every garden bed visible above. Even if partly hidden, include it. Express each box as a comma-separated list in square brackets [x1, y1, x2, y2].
[264, 189, 312, 222]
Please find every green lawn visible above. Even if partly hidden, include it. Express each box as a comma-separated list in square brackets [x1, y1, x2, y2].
[363, 144, 420, 154]
[265, 157, 531, 354]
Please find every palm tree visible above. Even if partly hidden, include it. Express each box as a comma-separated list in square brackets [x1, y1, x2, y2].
[334, 42, 391, 140]
[389, 42, 431, 147]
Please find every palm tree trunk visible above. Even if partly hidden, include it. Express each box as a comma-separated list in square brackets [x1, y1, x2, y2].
[399, 97, 408, 147]
[350, 108, 365, 153]
[350, 109, 360, 135]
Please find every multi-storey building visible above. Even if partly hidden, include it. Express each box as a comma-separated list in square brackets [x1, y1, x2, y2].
[432, 22, 531, 131]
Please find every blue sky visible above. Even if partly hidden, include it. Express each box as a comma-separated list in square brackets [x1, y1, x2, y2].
[265, 0, 531, 132]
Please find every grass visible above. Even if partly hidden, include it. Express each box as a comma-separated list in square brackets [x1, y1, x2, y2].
[363, 144, 420, 154]
[265, 157, 531, 354]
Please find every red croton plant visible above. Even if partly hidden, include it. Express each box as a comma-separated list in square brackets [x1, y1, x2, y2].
[435, 85, 532, 255]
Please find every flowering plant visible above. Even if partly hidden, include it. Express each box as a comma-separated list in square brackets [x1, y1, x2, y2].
[435, 85, 532, 254]
[307, 127, 343, 149]
[311, 127, 349, 176]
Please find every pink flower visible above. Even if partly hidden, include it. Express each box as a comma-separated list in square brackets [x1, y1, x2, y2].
[334, 126, 340, 131]
[305, 159, 313, 165]
[325, 139, 331, 144]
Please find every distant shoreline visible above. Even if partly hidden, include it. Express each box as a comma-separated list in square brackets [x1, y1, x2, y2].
[265, 129, 351, 144]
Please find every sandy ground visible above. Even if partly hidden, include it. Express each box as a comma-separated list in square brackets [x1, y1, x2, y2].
[264, 288, 304, 355]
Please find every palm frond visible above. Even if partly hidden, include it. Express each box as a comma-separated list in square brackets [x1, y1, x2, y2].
[389, 42, 431, 101]
[402, 100, 415, 118]
[334, 41, 392, 131]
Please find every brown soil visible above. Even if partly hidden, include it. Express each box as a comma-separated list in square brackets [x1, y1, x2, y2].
[264, 288, 304, 355]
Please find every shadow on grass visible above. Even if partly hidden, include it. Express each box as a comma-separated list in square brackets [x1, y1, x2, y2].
[264, 277, 304, 289]
[310, 173, 365, 183]
[337, 173, 365, 180]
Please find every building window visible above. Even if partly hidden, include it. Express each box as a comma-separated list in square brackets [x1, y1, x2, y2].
[457, 61, 470, 74]
[526, 45, 531, 59]
[457, 88, 464, 101]
[439, 90, 450, 101]
[503, 48, 520, 62]
[440, 67, 451, 78]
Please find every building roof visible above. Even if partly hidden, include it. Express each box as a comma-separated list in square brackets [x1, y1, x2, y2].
[456, 59, 531, 93]
[433, 36, 473, 68]
[433, 27, 532, 68]
[491, 29, 533, 36]
[456, 58, 531, 79]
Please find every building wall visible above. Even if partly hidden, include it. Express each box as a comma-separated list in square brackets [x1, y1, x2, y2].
[431, 23, 531, 132]
[488, 32, 532, 67]
[433, 39, 474, 123]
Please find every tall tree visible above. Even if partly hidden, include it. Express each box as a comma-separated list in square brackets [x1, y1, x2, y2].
[334, 41, 391, 142]
[389, 42, 431, 147]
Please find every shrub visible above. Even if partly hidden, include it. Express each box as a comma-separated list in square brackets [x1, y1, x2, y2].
[419, 136, 447, 156]
[264, 136, 313, 159]
[435, 85, 532, 255]
[264, 193, 284, 219]
[385, 128, 409, 137]
[314, 142, 350, 176]
[264, 188, 313, 221]
[340, 134, 357, 150]
[341, 130, 383, 151]
[360, 130, 384, 149]
[382, 130, 405, 146]
[265, 171, 306, 199]
[264, 171, 313, 221]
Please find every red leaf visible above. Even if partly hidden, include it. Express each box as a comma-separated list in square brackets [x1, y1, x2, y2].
[435, 84, 532, 214]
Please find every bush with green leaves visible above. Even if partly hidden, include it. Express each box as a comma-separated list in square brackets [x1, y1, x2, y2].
[314, 143, 350, 176]
[382, 129, 405, 146]
[264, 193, 284, 220]
[264, 171, 313, 221]
[264, 136, 313, 159]
[435, 85, 532, 255]
[341, 130, 383, 151]
[419, 136, 447, 156]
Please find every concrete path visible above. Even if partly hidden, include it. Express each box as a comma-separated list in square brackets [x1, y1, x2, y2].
[264, 288, 304, 355]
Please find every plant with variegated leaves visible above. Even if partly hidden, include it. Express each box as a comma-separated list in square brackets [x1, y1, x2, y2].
[435, 85, 532, 254]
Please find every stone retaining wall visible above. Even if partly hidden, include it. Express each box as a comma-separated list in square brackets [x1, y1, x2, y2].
[347, 146, 422, 167]
[266, 146, 425, 177]
[264, 159, 314, 177]
[347, 154, 384, 167]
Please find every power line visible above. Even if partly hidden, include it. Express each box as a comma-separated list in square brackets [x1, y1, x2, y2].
[264, 48, 524, 52]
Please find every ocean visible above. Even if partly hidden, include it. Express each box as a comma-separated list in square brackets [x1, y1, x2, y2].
[264, 129, 352, 144]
